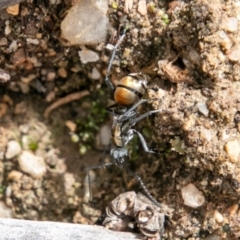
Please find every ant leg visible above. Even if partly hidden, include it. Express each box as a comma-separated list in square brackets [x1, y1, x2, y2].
[117, 99, 149, 123]
[105, 29, 127, 93]
[117, 98, 165, 123]
[129, 109, 162, 125]
[132, 129, 158, 154]
[86, 162, 113, 201]
[125, 167, 161, 208]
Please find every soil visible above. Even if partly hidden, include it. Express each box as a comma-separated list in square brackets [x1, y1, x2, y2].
[0, 0, 240, 239]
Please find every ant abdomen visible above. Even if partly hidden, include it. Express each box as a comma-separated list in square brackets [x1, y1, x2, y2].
[114, 73, 148, 106]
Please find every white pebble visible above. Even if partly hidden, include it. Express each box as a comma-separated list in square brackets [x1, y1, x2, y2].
[200, 128, 212, 142]
[26, 38, 39, 45]
[99, 124, 111, 146]
[83, 170, 96, 202]
[78, 49, 99, 64]
[8, 40, 17, 52]
[221, 16, 238, 32]
[213, 210, 224, 223]
[138, 0, 147, 16]
[197, 102, 209, 117]
[61, 0, 108, 45]
[18, 151, 47, 178]
[5, 140, 21, 159]
[0, 201, 12, 218]
[91, 67, 101, 79]
[227, 45, 240, 62]
[219, 31, 232, 50]
[225, 139, 240, 162]
[181, 183, 205, 208]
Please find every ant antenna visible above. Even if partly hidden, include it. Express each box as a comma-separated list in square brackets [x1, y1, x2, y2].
[105, 28, 127, 92]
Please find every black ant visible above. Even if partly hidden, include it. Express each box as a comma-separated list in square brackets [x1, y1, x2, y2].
[86, 29, 162, 208]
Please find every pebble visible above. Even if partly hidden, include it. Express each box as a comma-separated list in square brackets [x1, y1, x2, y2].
[7, 170, 23, 181]
[91, 67, 100, 80]
[227, 203, 238, 217]
[221, 16, 238, 32]
[61, 0, 108, 45]
[197, 102, 209, 117]
[0, 103, 8, 117]
[213, 210, 224, 223]
[225, 139, 240, 162]
[58, 67, 67, 78]
[0, 69, 10, 83]
[181, 183, 205, 208]
[99, 124, 111, 146]
[18, 151, 47, 178]
[6, 4, 20, 16]
[138, 0, 147, 16]
[78, 49, 99, 64]
[65, 120, 77, 132]
[2, 95, 13, 106]
[227, 44, 240, 62]
[5, 21, 12, 35]
[14, 101, 27, 115]
[5, 140, 22, 159]
[46, 71, 56, 81]
[21, 74, 36, 83]
[83, 170, 96, 203]
[0, 201, 12, 218]
[26, 38, 39, 45]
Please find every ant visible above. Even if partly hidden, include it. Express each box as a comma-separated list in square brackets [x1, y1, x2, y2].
[86, 29, 162, 208]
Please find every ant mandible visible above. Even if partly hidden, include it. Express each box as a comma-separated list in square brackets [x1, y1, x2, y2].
[86, 29, 162, 208]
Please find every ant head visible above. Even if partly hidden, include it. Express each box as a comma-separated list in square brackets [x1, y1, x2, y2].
[110, 147, 128, 161]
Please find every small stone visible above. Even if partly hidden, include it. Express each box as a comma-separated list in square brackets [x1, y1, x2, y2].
[138, 0, 147, 15]
[227, 203, 238, 217]
[65, 120, 77, 132]
[6, 4, 20, 16]
[83, 170, 96, 202]
[2, 95, 13, 106]
[0, 69, 10, 83]
[219, 31, 233, 50]
[213, 210, 224, 223]
[26, 38, 39, 45]
[58, 67, 67, 78]
[14, 101, 27, 115]
[21, 74, 36, 83]
[61, 0, 108, 45]
[99, 124, 111, 146]
[18, 151, 47, 178]
[0, 103, 8, 117]
[0, 201, 12, 218]
[5, 140, 21, 159]
[5, 23, 12, 35]
[91, 67, 100, 79]
[78, 49, 99, 64]
[8, 170, 23, 181]
[225, 139, 240, 162]
[46, 71, 56, 81]
[197, 102, 209, 117]
[221, 16, 238, 32]
[10, 48, 26, 66]
[0, 38, 8, 46]
[181, 183, 205, 208]
[227, 45, 240, 62]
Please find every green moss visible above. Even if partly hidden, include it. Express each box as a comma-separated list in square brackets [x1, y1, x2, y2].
[162, 14, 170, 24]
[75, 94, 109, 153]
[28, 141, 38, 151]
[111, 1, 118, 9]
